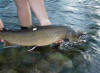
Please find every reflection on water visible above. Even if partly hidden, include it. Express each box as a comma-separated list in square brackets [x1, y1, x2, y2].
[0, 0, 100, 73]
[0, 45, 91, 73]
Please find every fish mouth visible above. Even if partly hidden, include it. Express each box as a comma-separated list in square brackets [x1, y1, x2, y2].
[77, 34, 87, 43]
[77, 40, 87, 43]
[69, 34, 87, 44]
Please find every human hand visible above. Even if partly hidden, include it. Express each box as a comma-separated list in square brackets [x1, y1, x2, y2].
[0, 19, 4, 42]
[0, 19, 4, 30]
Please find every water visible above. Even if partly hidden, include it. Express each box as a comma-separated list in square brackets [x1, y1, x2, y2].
[0, 0, 100, 73]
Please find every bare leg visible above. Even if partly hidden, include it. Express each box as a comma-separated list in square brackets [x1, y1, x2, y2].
[14, 0, 32, 27]
[28, 0, 52, 26]
[0, 19, 4, 30]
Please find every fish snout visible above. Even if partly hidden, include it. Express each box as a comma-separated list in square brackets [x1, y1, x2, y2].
[64, 33, 87, 44]
[77, 34, 87, 43]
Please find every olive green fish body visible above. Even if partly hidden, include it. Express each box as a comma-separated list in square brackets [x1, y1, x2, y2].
[0, 26, 78, 46]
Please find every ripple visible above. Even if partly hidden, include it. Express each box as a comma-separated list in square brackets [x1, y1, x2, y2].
[0, 0, 100, 73]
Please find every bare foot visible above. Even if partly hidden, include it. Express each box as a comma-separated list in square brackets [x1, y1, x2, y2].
[40, 20, 52, 26]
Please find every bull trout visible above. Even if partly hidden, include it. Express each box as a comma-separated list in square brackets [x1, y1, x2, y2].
[0, 26, 84, 46]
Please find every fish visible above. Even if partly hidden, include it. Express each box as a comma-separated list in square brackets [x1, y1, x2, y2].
[0, 26, 85, 47]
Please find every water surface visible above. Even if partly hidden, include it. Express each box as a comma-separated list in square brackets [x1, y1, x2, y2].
[0, 0, 100, 73]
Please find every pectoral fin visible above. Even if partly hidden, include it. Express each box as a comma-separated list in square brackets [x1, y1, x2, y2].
[27, 46, 37, 51]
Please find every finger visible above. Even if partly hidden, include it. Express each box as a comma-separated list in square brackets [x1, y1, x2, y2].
[0, 39, 4, 42]
[0, 19, 4, 30]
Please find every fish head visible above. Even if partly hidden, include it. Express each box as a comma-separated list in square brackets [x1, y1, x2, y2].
[65, 31, 87, 43]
